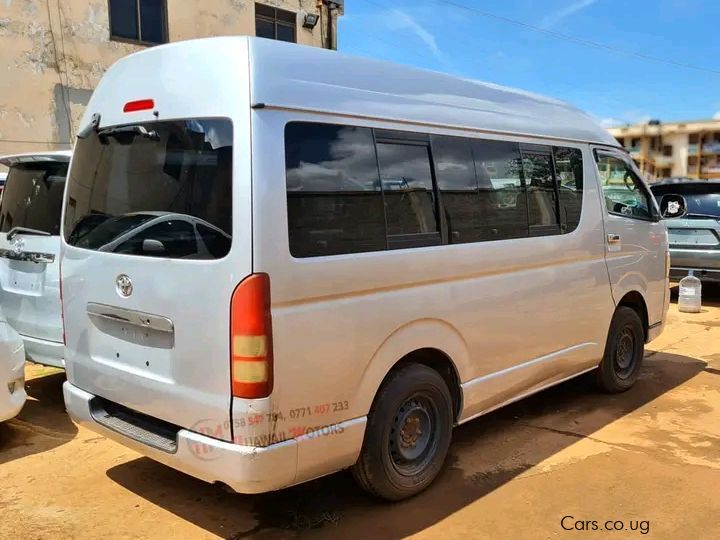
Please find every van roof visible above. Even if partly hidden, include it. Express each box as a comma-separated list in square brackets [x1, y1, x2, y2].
[94, 37, 619, 147]
[0, 150, 72, 167]
[246, 38, 618, 147]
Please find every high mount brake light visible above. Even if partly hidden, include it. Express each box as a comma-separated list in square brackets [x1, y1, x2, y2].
[123, 99, 155, 113]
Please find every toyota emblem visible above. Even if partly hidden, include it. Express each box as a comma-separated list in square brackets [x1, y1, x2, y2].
[116, 274, 133, 297]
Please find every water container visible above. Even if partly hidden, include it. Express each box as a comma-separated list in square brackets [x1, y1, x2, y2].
[678, 271, 702, 313]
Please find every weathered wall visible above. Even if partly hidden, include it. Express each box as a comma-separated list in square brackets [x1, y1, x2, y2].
[0, 0, 331, 169]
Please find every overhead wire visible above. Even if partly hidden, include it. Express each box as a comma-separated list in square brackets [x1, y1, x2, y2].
[433, 0, 720, 76]
[44, 0, 75, 142]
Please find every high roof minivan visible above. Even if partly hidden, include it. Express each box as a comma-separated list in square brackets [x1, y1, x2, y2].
[62, 37, 669, 500]
[0, 151, 71, 368]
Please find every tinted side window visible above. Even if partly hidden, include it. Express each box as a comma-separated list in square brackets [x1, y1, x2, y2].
[285, 123, 385, 257]
[596, 154, 652, 220]
[471, 139, 529, 241]
[554, 147, 583, 232]
[522, 149, 559, 233]
[432, 135, 480, 244]
[376, 141, 440, 247]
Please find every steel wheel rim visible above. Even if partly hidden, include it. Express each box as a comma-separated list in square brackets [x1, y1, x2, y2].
[388, 393, 439, 477]
[615, 326, 636, 379]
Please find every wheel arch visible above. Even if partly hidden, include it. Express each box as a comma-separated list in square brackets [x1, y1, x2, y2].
[355, 319, 470, 423]
[617, 290, 649, 341]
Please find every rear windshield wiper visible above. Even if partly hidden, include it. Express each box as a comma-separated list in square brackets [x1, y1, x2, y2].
[98, 125, 159, 145]
[7, 227, 51, 240]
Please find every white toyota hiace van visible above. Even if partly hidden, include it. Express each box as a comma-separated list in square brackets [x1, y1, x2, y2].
[62, 37, 669, 500]
[0, 152, 71, 368]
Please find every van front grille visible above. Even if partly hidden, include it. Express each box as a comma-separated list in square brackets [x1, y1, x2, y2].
[90, 398, 179, 454]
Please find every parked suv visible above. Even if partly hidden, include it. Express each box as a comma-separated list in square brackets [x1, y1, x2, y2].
[651, 179, 720, 283]
[0, 152, 71, 367]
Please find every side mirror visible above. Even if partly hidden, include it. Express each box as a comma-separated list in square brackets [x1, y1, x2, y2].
[660, 194, 687, 219]
[142, 238, 165, 253]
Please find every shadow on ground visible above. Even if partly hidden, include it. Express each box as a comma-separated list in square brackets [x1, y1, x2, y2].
[0, 368, 76, 465]
[106, 351, 706, 540]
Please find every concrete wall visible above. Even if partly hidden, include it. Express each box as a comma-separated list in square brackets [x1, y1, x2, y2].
[0, 0, 333, 168]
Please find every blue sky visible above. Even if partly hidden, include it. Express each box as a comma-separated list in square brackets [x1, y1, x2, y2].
[338, 0, 720, 127]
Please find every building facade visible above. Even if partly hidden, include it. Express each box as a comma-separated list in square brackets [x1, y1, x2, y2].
[0, 0, 342, 166]
[608, 119, 720, 182]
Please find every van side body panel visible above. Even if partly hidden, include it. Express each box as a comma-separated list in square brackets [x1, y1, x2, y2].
[251, 108, 615, 442]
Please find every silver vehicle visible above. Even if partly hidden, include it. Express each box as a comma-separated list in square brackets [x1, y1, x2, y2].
[651, 179, 720, 283]
[62, 37, 669, 500]
[0, 152, 71, 367]
[0, 306, 27, 423]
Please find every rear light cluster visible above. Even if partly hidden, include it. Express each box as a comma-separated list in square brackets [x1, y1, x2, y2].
[230, 274, 273, 399]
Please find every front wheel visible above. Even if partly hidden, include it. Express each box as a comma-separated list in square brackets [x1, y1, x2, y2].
[597, 306, 645, 393]
[352, 363, 453, 501]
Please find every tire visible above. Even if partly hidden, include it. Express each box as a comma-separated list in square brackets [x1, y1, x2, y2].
[352, 363, 454, 501]
[596, 306, 645, 393]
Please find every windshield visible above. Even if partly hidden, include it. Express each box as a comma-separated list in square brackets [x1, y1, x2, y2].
[652, 184, 720, 219]
[0, 161, 68, 235]
[64, 118, 233, 259]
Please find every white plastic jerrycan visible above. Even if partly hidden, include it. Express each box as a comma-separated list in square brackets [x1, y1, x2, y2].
[678, 271, 702, 313]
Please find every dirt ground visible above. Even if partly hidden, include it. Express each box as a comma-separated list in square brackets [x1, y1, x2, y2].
[1, 288, 719, 540]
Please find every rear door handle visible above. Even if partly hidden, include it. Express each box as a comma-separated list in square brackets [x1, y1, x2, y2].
[607, 233, 621, 244]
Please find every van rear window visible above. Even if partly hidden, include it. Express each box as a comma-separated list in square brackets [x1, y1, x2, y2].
[64, 118, 232, 259]
[0, 161, 68, 236]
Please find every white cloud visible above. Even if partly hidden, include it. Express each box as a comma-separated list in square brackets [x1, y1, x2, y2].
[713, 111, 720, 120]
[591, 111, 653, 128]
[540, 0, 598, 29]
[599, 117, 624, 128]
[389, 9, 443, 60]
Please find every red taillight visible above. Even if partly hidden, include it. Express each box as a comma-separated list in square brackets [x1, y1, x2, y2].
[123, 99, 155, 113]
[230, 274, 273, 399]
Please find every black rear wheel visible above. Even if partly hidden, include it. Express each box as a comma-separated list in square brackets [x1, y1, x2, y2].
[352, 363, 453, 501]
[597, 306, 645, 393]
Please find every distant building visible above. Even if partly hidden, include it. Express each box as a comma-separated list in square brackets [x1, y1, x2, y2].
[0, 1, 343, 167]
[608, 119, 720, 182]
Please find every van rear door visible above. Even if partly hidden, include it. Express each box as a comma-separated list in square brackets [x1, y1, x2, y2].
[62, 118, 245, 440]
[0, 153, 70, 366]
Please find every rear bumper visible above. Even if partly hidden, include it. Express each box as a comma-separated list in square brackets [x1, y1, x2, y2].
[22, 334, 64, 368]
[63, 382, 366, 494]
[669, 267, 720, 283]
[668, 247, 720, 282]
